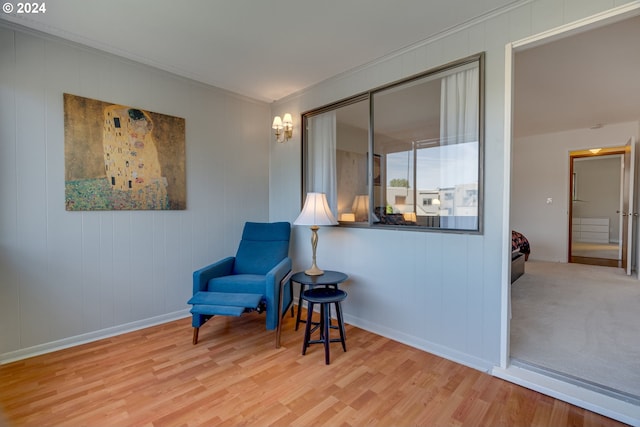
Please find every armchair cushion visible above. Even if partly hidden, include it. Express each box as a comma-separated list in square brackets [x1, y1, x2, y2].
[208, 274, 268, 294]
[233, 221, 291, 275]
[193, 257, 234, 294]
[189, 292, 263, 316]
[189, 222, 293, 338]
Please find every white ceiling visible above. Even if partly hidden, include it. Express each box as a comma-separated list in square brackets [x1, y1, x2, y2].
[514, 14, 640, 137]
[0, 0, 523, 102]
[2, 1, 638, 137]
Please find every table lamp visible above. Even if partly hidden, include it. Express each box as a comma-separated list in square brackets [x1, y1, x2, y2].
[352, 194, 369, 222]
[294, 192, 337, 276]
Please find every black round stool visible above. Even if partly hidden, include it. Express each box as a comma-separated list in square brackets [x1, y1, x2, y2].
[301, 287, 347, 365]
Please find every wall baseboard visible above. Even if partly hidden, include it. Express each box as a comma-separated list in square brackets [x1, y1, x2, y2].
[342, 312, 494, 374]
[0, 310, 191, 364]
[492, 365, 640, 426]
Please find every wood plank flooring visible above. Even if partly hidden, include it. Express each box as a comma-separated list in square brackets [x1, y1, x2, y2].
[0, 311, 628, 426]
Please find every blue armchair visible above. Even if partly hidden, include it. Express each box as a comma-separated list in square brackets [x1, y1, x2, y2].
[189, 222, 294, 344]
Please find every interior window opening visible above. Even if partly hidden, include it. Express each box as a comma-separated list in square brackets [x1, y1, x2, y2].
[302, 53, 484, 233]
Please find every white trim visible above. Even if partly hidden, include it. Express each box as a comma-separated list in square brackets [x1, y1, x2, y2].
[511, 1, 640, 51]
[0, 310, 191, 364]
[493, 366, 640, 426]
[500, 41, 514, 370]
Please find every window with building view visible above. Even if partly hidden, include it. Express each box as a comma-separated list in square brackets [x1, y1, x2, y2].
[302, 53, 483, 233]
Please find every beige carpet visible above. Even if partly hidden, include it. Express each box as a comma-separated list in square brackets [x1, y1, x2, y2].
[510, 260, 640, 400]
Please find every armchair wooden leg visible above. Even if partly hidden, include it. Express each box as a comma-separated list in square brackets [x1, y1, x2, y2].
[192, 327, 199, 345]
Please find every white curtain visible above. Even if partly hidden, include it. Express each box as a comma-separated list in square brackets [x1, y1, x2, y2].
[306, 110, 337, 216]
[439, 65, 479, 229]
[440, 65, 479, 145]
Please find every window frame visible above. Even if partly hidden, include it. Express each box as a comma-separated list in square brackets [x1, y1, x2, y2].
[301, 52, 485, 234]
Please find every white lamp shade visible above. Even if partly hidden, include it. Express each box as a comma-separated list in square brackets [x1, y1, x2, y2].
[351, 194, 369, 222]
[294, 192, 338, 226]
[272, 116, 283, 129]
[282, 113, 293, 126]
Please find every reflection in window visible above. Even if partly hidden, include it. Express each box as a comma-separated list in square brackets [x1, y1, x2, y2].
[302, 54, 483, 233]
[304, 97, 369, 222]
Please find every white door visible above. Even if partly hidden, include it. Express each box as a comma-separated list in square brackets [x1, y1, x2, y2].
[623, 137, 636, 275]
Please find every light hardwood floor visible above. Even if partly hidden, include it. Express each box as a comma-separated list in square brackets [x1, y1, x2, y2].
[0, 311, 627, 427]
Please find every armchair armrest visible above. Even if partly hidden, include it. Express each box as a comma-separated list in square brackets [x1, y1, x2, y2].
[265, 257, 292, 312]
[193, 257, 235, 294]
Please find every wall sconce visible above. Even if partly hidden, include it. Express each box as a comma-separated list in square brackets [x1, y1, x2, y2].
[272, 113, 293, 142]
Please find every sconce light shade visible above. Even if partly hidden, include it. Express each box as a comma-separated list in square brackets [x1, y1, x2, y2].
[273, 113, 293, 143]
[272, 116, 283, 130]
[282, 113, 292, 127]
[294, 192, 337, 275]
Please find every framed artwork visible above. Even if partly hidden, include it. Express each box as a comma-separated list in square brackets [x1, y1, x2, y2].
[64, 94, 186, 210]
[373, 154, 381, 186]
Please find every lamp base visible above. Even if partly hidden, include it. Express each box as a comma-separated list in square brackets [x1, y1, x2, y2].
[304, 225, 325, 275]
[304, 263, 324, 276]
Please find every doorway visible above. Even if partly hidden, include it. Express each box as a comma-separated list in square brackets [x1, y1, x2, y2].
[499, 4, 640, 421]
[569, 149, 625, 268]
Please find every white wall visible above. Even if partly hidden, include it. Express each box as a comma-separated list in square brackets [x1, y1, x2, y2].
[0, 25, 271, 360]
[270, 0, 639, 371]
[512, 121, 639, 262]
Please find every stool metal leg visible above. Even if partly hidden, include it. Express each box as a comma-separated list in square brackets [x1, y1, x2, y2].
[295, 284, 306, 331]
[302, 300, 314, 355]
[318, 303, 325, 340]
[334, 301, 347, 352]
[323, 302, 331, 365]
